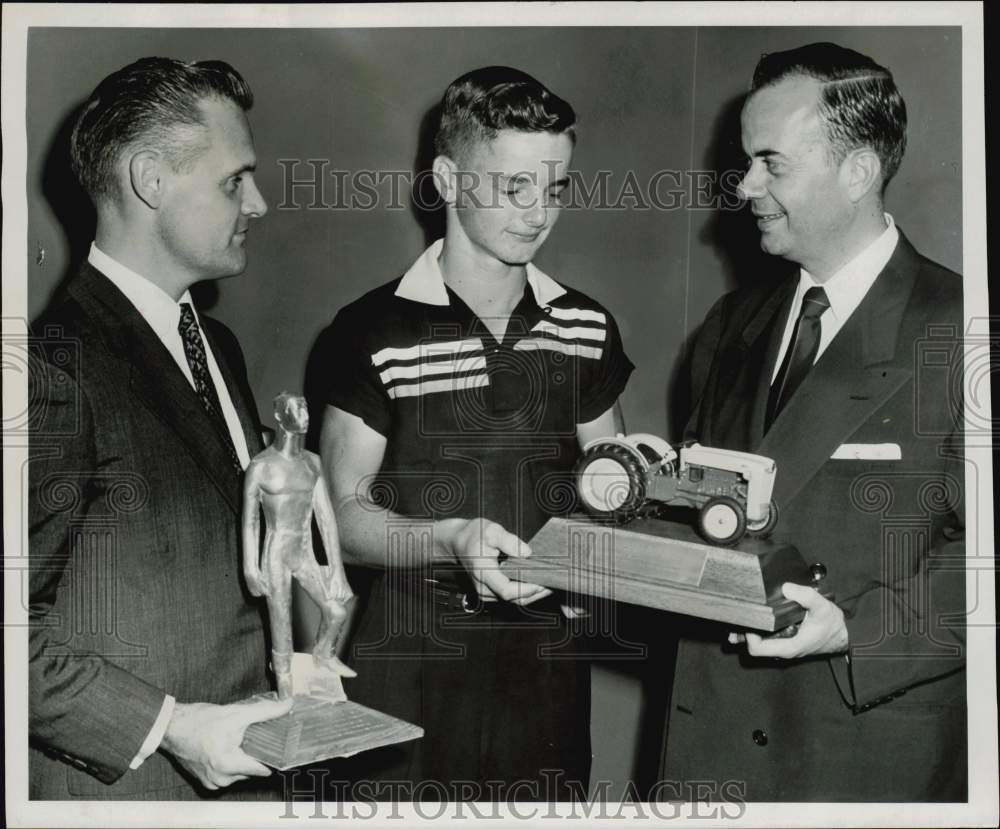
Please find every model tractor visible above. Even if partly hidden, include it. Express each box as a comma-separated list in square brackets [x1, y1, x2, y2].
[574, 434, 778, 546]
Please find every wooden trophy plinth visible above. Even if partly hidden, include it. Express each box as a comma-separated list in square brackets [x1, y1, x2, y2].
[500, 516, 831, 631]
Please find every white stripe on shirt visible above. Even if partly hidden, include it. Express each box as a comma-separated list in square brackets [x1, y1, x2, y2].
[514, 339, 604, 360]
[545, 306, 606, 324]
[530, 321, 608, 343]
[371, 338, 483, 368]
[387, 373, 490, 400]
[379, 355, 488, 385]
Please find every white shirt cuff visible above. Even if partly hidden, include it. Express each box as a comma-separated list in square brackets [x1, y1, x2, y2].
[128, 694, 176, 770]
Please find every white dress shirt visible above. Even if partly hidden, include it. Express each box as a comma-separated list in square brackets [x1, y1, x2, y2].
[88, 243, 252, 768]
[770, 214, 900, 382]
[89, 243, 251, 467]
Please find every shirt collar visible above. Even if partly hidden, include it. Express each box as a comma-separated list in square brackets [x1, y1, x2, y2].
[88, 242, 195, 330]
[394, 238, 567, 307]
[799, 213, 899, 321]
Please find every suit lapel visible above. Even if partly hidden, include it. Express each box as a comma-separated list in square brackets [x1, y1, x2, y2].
[756, 237, 920, 508]
[708, 277, 796, 450]
[69, 264, 245, 513]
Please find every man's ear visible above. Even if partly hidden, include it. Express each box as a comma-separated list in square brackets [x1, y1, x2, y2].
[842, 147, 882, 203]
[129, 149, 165, 209]
[431, 154, 458, 206]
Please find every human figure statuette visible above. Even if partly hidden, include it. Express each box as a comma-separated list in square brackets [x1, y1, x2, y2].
[242, 392, 356, 699]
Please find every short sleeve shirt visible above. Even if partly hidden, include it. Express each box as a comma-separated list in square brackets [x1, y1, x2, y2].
[326, 240, 634, 546]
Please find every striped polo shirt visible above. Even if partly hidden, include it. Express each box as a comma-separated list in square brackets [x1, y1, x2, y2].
[326, 240, 634, 545]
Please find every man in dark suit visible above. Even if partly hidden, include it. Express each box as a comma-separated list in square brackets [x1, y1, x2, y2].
[659, 43, 966, 801]
[29, 57, 291, 800]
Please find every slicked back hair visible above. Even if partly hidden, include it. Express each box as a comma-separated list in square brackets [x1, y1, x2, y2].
[751, 42, 907, 186]
[70, 57, 253, 204]
[434, 66, 576, 163]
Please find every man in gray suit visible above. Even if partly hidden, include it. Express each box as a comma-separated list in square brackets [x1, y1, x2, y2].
[29, 57, 290, 800]
[659, 43, 965, 801]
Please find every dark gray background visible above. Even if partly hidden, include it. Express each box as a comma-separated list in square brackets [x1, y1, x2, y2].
[26, 26, 962, 794]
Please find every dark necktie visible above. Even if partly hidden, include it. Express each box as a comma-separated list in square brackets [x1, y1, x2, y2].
[178, 302, 242, 472]
[765, 286, 830, 430]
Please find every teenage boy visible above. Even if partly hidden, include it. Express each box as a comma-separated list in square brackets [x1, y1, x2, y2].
[320, 66, 633, 799]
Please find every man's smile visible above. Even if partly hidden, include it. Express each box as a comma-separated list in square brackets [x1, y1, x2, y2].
[754, 210, 785, 226]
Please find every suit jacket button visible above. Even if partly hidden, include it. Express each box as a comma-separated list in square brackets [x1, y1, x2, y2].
[752, 729, 768, 746]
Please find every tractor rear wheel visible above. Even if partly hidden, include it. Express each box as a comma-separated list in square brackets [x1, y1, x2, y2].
[697, 496, 747, 546]
[575, 444, 646, 523]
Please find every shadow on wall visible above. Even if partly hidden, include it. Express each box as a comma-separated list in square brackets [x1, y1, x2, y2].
[410, 101, 446, 247]
[664, 327, 701, 442]
[665, 91, 793, 439]
[303, 322, 338, 453]
[303, 97, 448, 451]
[699, 91, 789, 292]
[38, 101, 94, 317]
[38, 99, 221, 318]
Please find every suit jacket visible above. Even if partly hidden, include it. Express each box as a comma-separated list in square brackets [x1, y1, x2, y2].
[28, 263, 271, 799]
[659, 233, 967, 801]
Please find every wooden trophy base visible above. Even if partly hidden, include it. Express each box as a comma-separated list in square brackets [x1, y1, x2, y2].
[242, 654, 423, 770]
[500, 515, 832, 631]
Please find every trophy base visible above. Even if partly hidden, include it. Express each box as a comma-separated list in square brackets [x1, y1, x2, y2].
[242, 694, 424, 770]
[501, 515, 832, 631]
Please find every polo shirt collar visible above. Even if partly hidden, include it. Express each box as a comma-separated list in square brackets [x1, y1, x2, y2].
[395, 238, 567, 307]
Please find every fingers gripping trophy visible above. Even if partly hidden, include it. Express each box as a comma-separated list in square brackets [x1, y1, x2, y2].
[242, 392, 356, 699]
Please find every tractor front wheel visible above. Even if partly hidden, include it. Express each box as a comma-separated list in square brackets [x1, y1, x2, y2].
[697, 496, 747, 546]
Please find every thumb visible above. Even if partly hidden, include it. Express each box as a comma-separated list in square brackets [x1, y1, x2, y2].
[781, 581, 819, 608]
[490, 526, 532, 559]
[241, 696, 294, 725]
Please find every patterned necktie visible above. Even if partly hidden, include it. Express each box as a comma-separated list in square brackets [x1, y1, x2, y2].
[177, 302, 242, 472]
[765, 286, 830, 430]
